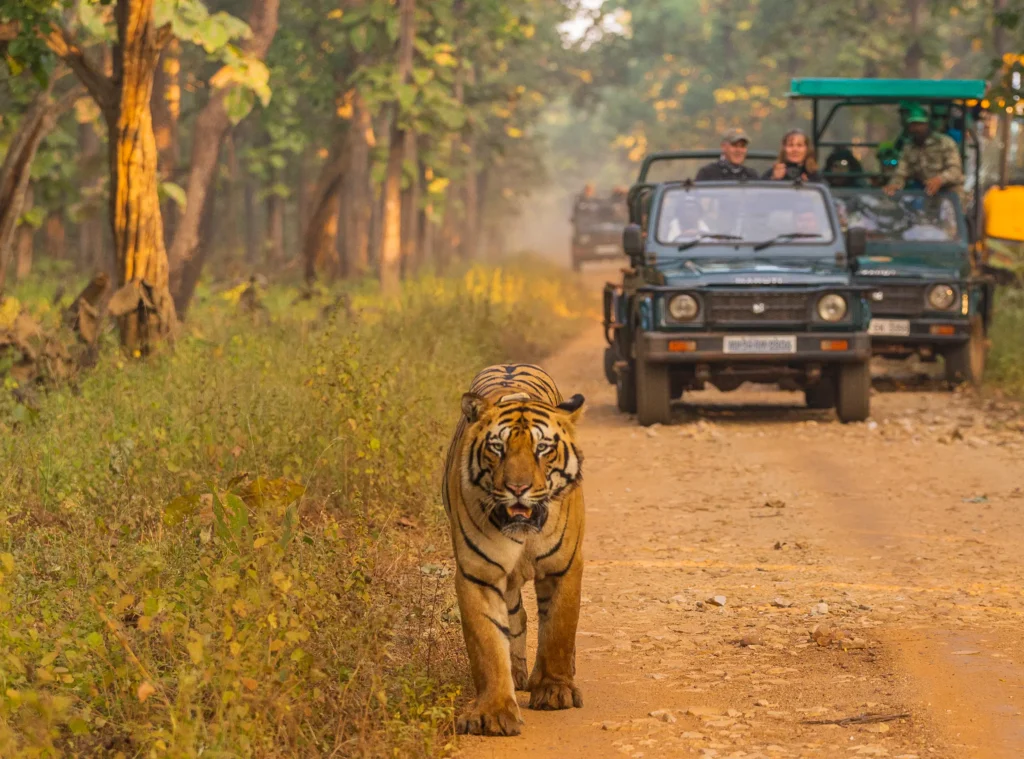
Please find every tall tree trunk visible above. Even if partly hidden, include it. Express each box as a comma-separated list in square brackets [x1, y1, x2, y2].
[379, 0, 416, 296]
[400, 130, 420, 276]
[174, 176, 219, 320]
[343, 89, 373, 278]
[45, 214, 67, 260]
[78, 119, 108, 275]
[153, 38, 180, 245]
[903, 0, 923, 78]
[15, 185, 34, 282]
[167, 0, 280, 316]
[103, 0, 176, 353]
[266, 177, 284, 266]
[994, 0, 1008, 57]
[302, 134, 349, 284]
[245, 165, 259, 265]
[0, 80, 77, 292]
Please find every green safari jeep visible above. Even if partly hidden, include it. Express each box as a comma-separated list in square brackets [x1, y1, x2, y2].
[604, 151, 873, 426]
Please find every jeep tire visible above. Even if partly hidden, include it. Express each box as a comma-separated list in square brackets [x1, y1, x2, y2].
[616, 361, 637, 414]
[943, 315, 986, 387]
[804, 381, 836, 410]
[603, 346, 617, 384]
[636, 355, 672, 426]
[835, 360, 871, 424]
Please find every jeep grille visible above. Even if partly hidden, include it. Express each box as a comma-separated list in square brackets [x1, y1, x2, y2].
[867, 285, 925, 316]
[707, 290, 808, 324]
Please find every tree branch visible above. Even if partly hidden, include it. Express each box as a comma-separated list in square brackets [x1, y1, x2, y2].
[44, 25, 115, 112]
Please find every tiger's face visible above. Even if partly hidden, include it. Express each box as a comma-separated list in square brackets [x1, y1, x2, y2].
[461, 392, 585, 535]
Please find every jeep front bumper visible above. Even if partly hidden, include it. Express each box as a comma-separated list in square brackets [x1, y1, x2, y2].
[868, 317, 970, 352]
[639, 331, 871, 363]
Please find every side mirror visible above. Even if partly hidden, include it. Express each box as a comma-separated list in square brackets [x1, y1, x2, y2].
[846, 226, 867, 261]
[623, 223, 644, 260]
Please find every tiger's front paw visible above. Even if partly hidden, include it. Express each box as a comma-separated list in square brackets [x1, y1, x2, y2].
[456, 698, 523, 736]
[528, 678, 583, 710]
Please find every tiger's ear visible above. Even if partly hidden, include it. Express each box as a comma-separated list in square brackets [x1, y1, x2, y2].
[556, 393, 585, 423]
[461, 392, 490, 423]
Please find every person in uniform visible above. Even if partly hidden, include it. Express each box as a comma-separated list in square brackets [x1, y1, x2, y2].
[696, 128, 759, 181]
[884, 105, 964, 197]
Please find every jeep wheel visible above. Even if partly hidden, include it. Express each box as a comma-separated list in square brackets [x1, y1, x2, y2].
[603, 346, 617, 384]
[636, 356, 672, 426]
[943, 316, 986, 387]
[835, 361, 870, 424]
[616, 361, 637, 414]
[804, 381, 836, 410]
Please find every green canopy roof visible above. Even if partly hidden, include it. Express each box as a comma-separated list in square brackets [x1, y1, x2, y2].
[788, 78, 986, 101]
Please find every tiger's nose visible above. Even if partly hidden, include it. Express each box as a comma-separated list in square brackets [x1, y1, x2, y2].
[506, 482, 530, 496]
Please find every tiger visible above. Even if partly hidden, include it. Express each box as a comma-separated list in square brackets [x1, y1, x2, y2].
[442, 363, 586, 736]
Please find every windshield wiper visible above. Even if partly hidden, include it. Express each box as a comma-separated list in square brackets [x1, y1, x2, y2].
[676, 233, 743, 251]
[752, 232, 823, 252]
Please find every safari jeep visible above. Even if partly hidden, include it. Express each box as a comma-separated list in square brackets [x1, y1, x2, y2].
[833, 188, 990, 384]
[603, 151, 872, 426]
[786, 76, 995, 385]
[571, 196, 628, 271]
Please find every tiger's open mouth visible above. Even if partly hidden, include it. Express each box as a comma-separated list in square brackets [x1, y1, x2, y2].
[506, 503, 533, 520]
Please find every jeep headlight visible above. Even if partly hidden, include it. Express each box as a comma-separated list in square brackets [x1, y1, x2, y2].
[816, 293, 848, 322]
[927, 284, 956, 310]
[668, 294, 700, 321]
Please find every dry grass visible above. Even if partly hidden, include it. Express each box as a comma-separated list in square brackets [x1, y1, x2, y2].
[0, 259, 588, 757]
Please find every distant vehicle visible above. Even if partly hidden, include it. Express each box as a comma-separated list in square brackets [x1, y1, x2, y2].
[787, 77, 993, 385]
[571, 191, 628, 271]
[604, 150, 872, 426]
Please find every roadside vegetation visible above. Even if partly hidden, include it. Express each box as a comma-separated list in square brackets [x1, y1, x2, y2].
[988, 287, 1024, 398]
[0, 260, 588, 758]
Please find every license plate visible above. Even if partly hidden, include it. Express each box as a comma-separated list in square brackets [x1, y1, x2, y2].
[595, 244, 619, 255]
[869, 318, 911, 337]
[723, 335, 797, 354]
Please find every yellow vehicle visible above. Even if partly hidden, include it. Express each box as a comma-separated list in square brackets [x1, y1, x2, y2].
[975, 61, 1024, 283]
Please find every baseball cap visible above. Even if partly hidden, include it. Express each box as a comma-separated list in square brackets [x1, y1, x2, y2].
[905, 105, 929, 124]
[722, 127, 749, 145]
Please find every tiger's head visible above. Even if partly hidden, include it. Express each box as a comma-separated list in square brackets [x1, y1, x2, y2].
[460, 391, 585, 535]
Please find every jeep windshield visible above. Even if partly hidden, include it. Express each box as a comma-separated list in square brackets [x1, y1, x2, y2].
[655, 185, 836, 249]
[832, 190, 961, 243]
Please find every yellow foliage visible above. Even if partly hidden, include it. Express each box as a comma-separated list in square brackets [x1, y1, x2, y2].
[737, 19, 752, 31]
[434, 51, 458, 68]
[505, 125, 523, 138]
[0, 298, 20, 329]
[326, 8, 343, 19]
[427, 177, 450, 194]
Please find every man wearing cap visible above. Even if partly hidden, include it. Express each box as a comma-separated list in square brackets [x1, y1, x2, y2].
[884, 105, 963, 197]
[696, 128, 760, 181]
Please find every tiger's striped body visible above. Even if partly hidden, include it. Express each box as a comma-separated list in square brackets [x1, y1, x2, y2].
[443, 364, 586, 736]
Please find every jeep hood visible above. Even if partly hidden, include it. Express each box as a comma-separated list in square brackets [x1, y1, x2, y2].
[660, 259, 850, 287]
[855, 247, 968, 280]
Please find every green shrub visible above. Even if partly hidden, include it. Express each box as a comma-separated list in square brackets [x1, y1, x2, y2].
[0, 262, 588, 757]
[987, 288, 1024, 398]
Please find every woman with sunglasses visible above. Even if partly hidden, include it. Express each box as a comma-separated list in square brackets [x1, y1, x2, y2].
[764, 129, 822, 183]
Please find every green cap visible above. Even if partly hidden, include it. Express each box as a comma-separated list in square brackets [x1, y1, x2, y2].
[905, 105, 929, 124]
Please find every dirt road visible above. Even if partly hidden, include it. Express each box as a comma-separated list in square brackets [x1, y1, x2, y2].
[458, 267, 1024, 759]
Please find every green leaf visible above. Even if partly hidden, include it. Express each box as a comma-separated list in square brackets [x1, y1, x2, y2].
[163, 494, 200, 526]
[159, 181, 187, 211]
[224, 87, 256, 126]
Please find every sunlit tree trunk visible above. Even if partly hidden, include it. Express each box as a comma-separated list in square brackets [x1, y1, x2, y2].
[153, 38, 180, 245]
[302, 133, 348, 284]
[104, 0, 176, 353]
[379, 0, 416, 296]
[15, 185, 34, 282]
[343, 89, 373, 278]
[167, 0, 279, 315]
[400, 130, 420, 276]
